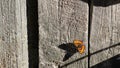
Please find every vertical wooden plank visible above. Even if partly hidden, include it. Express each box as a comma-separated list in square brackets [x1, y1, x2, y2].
[38, 0, 88, 68]
[0, 0, 28, 68]
[90, 1, 120, 68]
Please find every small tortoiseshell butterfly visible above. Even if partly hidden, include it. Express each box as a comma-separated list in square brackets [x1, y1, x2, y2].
[73, 40, 85, 54]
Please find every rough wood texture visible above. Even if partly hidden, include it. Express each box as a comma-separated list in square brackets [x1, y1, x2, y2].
[38, 0, 88, 68]
[90, 0, 120, 68]
[0, 0, 28, 68]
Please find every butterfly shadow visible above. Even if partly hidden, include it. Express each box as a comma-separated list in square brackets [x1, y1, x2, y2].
[58, 43, 78, 61]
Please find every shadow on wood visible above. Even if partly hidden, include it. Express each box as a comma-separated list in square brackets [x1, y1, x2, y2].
[81, 0, 120, 7]
[27, 0, 39, 68]
[58, 43, 78, 61]
[59, 43, 120, 68]
[91, 54, 120, 68]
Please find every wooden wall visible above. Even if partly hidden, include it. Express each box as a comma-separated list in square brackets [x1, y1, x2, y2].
[38, 0, 88, 68]
[90, 0, 120, 68]
[0, 0, 120, 68]
[0, 0, 28, 68]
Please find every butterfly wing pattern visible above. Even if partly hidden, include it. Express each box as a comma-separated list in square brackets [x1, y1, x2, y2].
[73, 40, 85, 54]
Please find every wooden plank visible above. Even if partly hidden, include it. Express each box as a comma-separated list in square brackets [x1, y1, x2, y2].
[90, 1, 120, 68]
[38, 0, 88, 68]
[0, 0, 28, 68]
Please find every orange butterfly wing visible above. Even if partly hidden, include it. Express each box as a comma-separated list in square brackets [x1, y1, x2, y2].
[77, 45, 85, 54]
[73, 40, 85, 54]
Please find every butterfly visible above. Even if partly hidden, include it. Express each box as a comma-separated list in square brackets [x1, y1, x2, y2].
[73, 40, 85, 54]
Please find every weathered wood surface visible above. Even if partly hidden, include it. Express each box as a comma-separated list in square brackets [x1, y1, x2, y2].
[38, 0, 88, 68]
[0, 0, 28, 68]
[90, 0, 120, 68]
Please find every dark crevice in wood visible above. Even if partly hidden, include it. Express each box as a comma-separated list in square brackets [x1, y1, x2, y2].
[88, 0, 93, 68]
[27, 0, 39, 68]
[91, 54, 120, 68]
[81, 0, 120, 7]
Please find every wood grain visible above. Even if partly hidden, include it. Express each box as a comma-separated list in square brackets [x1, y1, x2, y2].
[0, 0, 28, 68]
[90, 0, 120, 67]
[38, 0, 88, 68]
